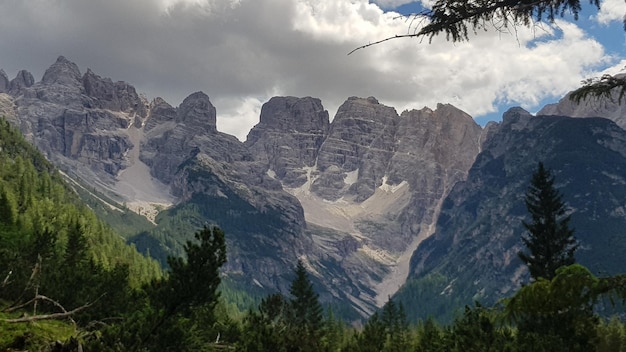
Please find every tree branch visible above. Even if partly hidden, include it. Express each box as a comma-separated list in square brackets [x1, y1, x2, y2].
[3, 294, 104, 324]
[348, 34, 424, 55]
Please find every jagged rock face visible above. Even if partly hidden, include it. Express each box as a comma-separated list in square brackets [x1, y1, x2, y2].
[140, 92, 244, 185]
[10, 56, 135, 179]
[177, 91, 217, 130]
[401, 109, 626, 321]
[6, 57, 312, 309]
[313, 96, 398, 201]
[245, 96, 330, 187]
[9, 70, 35, 96]
[244, 96, 483, 314]
[83, 69, 148, 118]
[393, 104, 483, 237]
[168, 152, 308, 290]
[0, 70, 8, 93]
[0, 93, 16, 122]
[538, 75, 626, 130]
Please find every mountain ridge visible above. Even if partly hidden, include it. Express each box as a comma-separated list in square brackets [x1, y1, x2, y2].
[5, 56, 626, 321]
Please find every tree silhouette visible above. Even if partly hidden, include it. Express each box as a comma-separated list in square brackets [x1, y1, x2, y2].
[519, 162, 577, 280]
[289, 259, 324, 351]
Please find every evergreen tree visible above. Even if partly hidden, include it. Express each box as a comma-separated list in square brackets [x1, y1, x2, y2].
[381, 298, 411, 352]
[139, 225, 227, 350]
[288, 260, 324, 351]
[506, 264, 600, 352]
[240, 293, 290, 351]
[355, 312, 387, 352]
[415, 318, 445, 352]
[519, 162, 577, 281]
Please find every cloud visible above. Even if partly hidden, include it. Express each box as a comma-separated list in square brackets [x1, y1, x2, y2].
[0, 0, 615, 141]
[370, 0, 417, 9]
[595, 0, 626, 25]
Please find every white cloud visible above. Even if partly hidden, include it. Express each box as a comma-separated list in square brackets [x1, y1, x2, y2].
[371, 0, 416, 9]
[0, 0, 616, 141]
[595, 0, 626, 25]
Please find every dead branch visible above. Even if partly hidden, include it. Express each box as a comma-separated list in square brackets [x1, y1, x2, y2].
[3, 299, 95, 323]
[1, 270, 11, 288]
[348, 34, 422, 55]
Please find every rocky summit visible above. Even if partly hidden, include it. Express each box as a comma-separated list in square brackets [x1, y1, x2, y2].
[395, 106, 626, 321]
[4, 56, 626, 321]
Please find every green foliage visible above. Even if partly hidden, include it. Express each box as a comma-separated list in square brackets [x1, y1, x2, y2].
[506, 264, 600, 351]
[0, 117, 162, 348]
[420, 0, 600, 42]
[352, 312, 387, 352]
[571, 74, 626, 104]
[393, 273, 463, 324]
[129, 225, 228, 351]
[346, 298, 413, 352]
[445, 304, 514, 352]
[519, 162, 577, 281]
[0, 311, 76, 351]
[597, 317, 626, 352]
[290, 260, 324, 334]
[415, 318, 445, 352]
[239, 260, 344, 352]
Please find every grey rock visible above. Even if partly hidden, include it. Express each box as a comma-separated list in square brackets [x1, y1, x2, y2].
[10, 57, 135, 178]
[83, 69, 148, 118]
[42, 56, 82, 86]
[313, 96, 398, 201]
[0, 93, 16, 122]
[538, 74, 626, 130]
[140, 91, 244, 184]
[245, 96, 329, 187]
[8, 70, 35, 96]
[0, 70, 8, 93]
[393, 104, 482, 238]
[403, 113, 626, 321]
[177, 91, 216, 131]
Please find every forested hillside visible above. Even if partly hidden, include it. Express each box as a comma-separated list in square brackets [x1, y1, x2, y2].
[0, 117, 162, 349]
[0, 118, 162, 284]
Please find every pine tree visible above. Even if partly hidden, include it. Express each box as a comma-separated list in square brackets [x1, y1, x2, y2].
[356, 312, 387, 352]
[519, 162, 577, 281]
[289, 259, 324, 351]
[381, 299, 411, 352]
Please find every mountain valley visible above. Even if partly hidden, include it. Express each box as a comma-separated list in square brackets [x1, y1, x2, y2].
[2, 57, 626, 321]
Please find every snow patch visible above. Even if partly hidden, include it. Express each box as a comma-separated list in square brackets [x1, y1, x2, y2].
[378, 176, 408, 193]
[344, 169, 358, 186]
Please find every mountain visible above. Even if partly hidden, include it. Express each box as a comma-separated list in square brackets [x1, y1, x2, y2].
[537, 74, 626, 130]
[397, 106, 626, 321]
[7, 56, 626, 322]
[1, 57, 488, 318]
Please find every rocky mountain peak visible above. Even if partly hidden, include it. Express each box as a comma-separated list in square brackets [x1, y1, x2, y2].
[537, 75, 626, 130]
[254, 96, 328, 132]
[244, 96, 330, 187]
[0, 70, 8, 93]
[82, 68, 148, 118]
[177, 91, 216, 131]
[347, 96, 379, 105]
[312, 96, 398, 201]
[501, 107, 532, 130]
[8, 70, 35, 96]
[42, 56, 82, 86]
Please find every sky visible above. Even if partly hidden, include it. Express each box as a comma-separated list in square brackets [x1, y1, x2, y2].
[0, 0, 625, 141]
